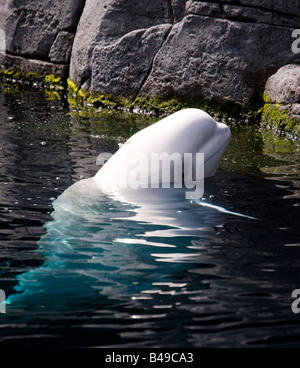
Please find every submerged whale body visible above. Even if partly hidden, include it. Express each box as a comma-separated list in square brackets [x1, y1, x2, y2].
[94, 108, 231, 198]
[6, 177, 233, 309]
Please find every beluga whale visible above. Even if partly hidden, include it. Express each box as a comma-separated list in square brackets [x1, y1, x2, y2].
[94, 108, 231, 201]
[5, 108, 258, 312]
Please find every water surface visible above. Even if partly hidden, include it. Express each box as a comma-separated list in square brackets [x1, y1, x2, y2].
[0, 88, 299, 347]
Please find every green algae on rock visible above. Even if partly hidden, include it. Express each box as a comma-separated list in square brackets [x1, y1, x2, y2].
[261, 103, 300, 138]
[67, 77, 263, 122]
[262, 65, 300, 138]
[0, 69, 65, 100]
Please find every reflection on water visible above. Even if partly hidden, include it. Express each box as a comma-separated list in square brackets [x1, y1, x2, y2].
[0, 89, 300, 347]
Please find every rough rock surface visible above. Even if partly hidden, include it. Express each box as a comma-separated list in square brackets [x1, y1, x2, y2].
[263, 64, 300, 134]
[0, 52, 68, 78]
[91, 25, 172, 99]
[1, 0, 300, 105]
[70, 0, 300, 105]
[265, 64, 300, 106]
[0, 0, 85, 77]
[49, 31, 75, 64]
[138, 15, 296, 103]
[69, 0, 176, 90]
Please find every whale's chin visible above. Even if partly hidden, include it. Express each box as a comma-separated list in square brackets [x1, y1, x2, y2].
[204, 134, 231, 178]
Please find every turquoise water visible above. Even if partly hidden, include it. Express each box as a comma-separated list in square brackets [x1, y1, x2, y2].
[0, 89, 299, 347]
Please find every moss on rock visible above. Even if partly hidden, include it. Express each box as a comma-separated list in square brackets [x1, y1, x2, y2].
[0, 69, 65, 101]
[67, 77, 263, 121]
[261, 102, 300, 138]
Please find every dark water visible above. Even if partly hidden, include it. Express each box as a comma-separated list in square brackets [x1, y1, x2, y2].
[0, 88, 299, 348]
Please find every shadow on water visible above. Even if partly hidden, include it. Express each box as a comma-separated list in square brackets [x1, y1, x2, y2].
[0, 89, 299, 347]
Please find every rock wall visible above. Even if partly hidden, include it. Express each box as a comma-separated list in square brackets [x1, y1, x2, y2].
[0, 0, 85, 77]
[1, 0, 300, 106]
[70, 0, 300, 105]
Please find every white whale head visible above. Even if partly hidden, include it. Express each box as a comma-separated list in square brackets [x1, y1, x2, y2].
[94, 108, 230, 198]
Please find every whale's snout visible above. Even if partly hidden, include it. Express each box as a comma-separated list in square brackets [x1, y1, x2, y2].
[217, 121, 231, 143]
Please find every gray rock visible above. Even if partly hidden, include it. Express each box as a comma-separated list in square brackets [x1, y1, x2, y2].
[186, 1, 222, 17]
[171, 0, 187, 22]
[238, 0, 272, 9]
[1, 0, 300, 108]
[0, 52, 68, 78]
[222, 5, 273, 24]
[139, 15, 298, 104]
[264, 64, 300, 104]
[69, 0, 115, 87]
[70, 0, 174, 87]
[70, 0, 300, 106]
[263, 64, 300, 135]
[49, 31, 75, 64]
[238, 0, 300, 16]
[272, 0, 300, 17]
[0, 0, 84, 59]
[90, 24, 172, 99]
